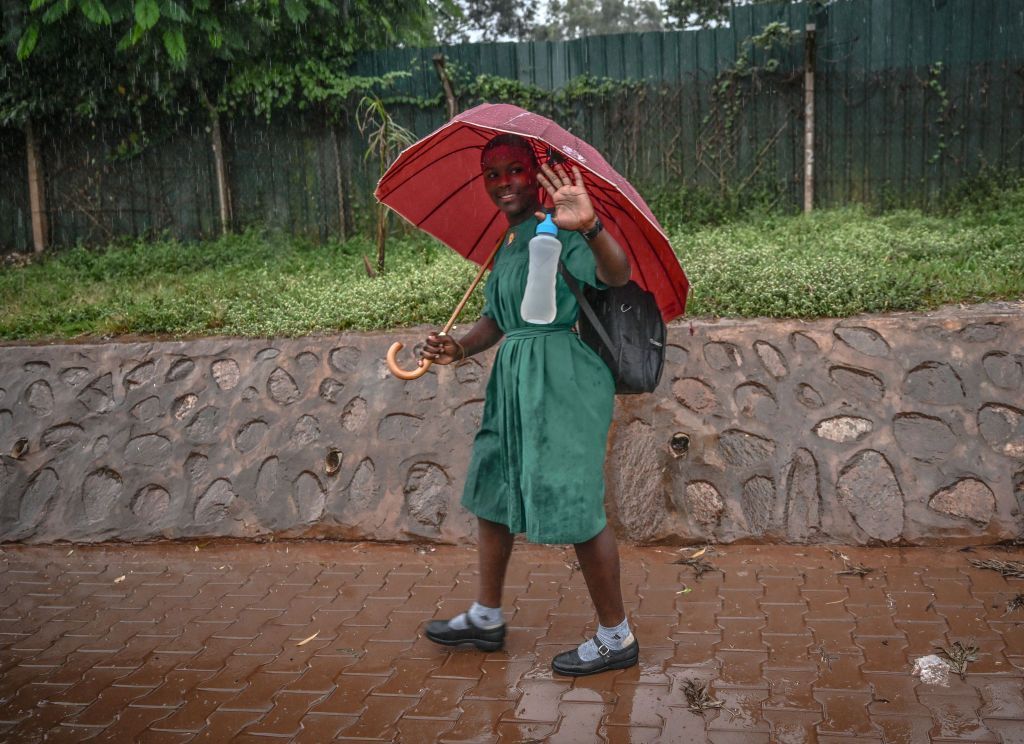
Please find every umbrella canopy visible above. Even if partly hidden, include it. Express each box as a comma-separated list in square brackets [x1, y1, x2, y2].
[374, 103, 689, 322]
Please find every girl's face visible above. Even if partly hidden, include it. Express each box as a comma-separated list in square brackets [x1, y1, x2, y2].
[481, 145, 541, 223]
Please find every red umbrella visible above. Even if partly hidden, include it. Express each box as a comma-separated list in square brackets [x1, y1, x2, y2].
[375, 102, 689, 379]
[377, 103, 688, 315]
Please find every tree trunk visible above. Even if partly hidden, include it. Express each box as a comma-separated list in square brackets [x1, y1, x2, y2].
[195, 80, 232, 236]
[209, 108, 232, 235]
[24, 120, 48, 253]
[375, 204, 387, 274]
[330, 123, 349, 240]
[433, 54, 457, 120]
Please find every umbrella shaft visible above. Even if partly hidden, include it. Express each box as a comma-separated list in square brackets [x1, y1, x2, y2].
[441, 238, 503, 335]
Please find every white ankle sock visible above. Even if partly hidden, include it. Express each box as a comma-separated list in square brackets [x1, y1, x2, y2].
[448, 601, 504, 630]
[577, 617, 632, 662]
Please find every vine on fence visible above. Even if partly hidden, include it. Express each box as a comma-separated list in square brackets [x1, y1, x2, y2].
[697, 22, 801, 201]
[343, 22, 806, 228]
[922, 61, 965, 166]
[374, 22, 808, 212]
[382, 58, 647, 130]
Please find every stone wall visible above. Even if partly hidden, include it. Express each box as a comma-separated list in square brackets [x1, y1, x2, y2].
[1, 303, 1022, 546]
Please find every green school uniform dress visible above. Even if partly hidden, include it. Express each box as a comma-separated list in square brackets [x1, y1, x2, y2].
[461, 214, 615, 544]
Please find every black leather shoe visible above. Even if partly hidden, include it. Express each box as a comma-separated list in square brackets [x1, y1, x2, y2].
[425, 615, 506, 652]
[551, 634, 639, 676]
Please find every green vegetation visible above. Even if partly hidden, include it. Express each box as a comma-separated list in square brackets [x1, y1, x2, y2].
[2, 190, 1022, 342]
[5, 1, 439, 131]
[0, 232, 482, 340]
[679, 188, 1024, 317]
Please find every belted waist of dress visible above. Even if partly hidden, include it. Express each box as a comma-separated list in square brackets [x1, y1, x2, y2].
[503, 325, 575, 341]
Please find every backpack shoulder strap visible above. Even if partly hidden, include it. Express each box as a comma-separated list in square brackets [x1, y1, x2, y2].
[558, 261, 616, 356]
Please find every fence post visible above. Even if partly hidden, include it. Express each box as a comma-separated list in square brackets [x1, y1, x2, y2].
[803, 23, 816, 214]
[24, 120, 48, 252]
[330, 121, 350, 240]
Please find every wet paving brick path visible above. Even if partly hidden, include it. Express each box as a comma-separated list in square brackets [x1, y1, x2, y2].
[1, 541, 1022, 743]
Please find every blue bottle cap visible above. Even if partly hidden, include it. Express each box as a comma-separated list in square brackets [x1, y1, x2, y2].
[535, 214, 558, 236]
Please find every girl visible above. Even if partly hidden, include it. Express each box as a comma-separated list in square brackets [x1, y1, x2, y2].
[420, 133, 637, 676]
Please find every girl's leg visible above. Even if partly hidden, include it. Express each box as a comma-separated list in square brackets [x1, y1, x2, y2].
[573, 524, 625, 627]
[551, 524, 637, 675]
[425, 516, 512, 651]
[477, 516, 515, 607]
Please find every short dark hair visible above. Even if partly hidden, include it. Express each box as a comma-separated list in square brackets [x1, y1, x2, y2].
[481, 133, 538, 168]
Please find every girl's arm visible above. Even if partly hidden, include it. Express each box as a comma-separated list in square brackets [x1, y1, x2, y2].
[581, 217, 630, 287]
[422, 316, 504, 365]
[536, 163, 631, 287]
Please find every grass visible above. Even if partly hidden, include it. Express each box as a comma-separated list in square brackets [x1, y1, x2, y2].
[1006, 594, 1024, 615]
[835, 561, 874, 577]
[935, 640, 979, 681]
[681, 679, 724, 713]
[0, 231, 484, 341]
[680, 198, 1024, 317]
[968, 558, 1024, 579]
[1, 190, 1023, 342]
[672, 553, 717, 580]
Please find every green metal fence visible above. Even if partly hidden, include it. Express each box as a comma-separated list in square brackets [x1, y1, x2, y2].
[353, 0, 1024, 207]
[2, 0, 1023, 252]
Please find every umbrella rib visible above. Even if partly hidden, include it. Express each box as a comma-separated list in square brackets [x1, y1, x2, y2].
[379, 126, 492, 195]
[377, 122, 469, 187]
[599, 196, 687, 315]
[414, 171, 485, 228]
[565, 167, 688, 318]
[584, 178, 687, 313]
[466, 208, 504, 266]
[587, 191, 653, 292]
[382, 143, 488, 200]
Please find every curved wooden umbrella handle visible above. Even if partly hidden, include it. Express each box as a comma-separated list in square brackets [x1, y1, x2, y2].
[385, 236, 504, 382]
[386, 341, 432, 380]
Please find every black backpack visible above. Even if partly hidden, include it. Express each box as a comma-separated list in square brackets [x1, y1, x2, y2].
[559, 263, 666, 395]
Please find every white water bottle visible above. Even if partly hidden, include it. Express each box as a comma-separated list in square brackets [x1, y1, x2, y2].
[520, 214, 561, 324]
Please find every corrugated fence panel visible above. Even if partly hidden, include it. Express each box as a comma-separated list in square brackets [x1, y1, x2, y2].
[1000, 4, 1024, 175]
[0, 130, 30, 252]
[35, 118, 218, 246]
[229, 114, 339, 242]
